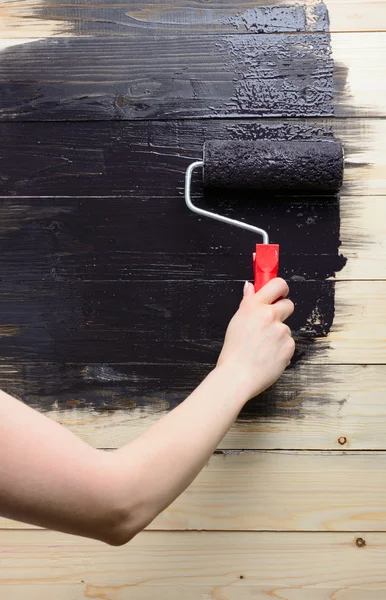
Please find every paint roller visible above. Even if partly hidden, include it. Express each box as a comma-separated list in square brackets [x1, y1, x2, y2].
[185, 139, 344, 292]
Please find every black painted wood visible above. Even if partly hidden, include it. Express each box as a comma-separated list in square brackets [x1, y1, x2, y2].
[0, 361, 344, 421]
[0, 250, 344, 284]
[0, 279, 333, 363]
[0, 119, 346, 196]
[0, 196, 345, 281]
[13, 0, 329, 36]
[0, 2, 351, 419]
[0, 33, 334, 120]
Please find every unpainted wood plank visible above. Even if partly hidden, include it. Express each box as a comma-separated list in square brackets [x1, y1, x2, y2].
[0, 119, 382, 196]
[2, 587, 386, 600]
[333, 32, 386, 117]
[3, 450, 386, 531]
[0, 530, 385, 599]
[0, 33, 384, 120]
[339, 196, 386, 280]
[2, 0, 386, 37]
[328, 281, 386, 363]
[4, 364, 380, 451]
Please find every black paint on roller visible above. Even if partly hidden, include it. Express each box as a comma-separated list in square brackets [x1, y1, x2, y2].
[203, 140, 344, 193]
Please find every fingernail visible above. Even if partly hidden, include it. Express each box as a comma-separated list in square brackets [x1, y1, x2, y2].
[243, 281, 249, 294]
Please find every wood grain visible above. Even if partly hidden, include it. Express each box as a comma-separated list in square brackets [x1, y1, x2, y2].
[329, 281, 386, 362]
[0, 32, 334, 120]
[4, 363, 380, 451]
[340, 196, 386, 279]
[0, 119, 383, 196]
[1, 1, 386, 596]
[0, 33, 385, 120]
[3, 450, 386, 531]
[2, 586, 386, 600]
[1, 528, 386, 600]
[2, 0, 386, 37]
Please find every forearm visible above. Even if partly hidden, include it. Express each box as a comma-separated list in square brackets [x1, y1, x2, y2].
[0, 389, 118, 542]
[0, 366, 248, 545]
[0, 278, 294, 545]
[110, 364, 249, 536]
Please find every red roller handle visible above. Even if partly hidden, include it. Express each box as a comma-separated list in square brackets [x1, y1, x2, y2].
[253, 244, 279, 293]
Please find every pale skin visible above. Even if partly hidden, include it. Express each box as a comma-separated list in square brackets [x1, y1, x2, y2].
[0, 277, 294, 546]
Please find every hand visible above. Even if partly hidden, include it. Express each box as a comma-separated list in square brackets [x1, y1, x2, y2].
[217, 278, 295, 401]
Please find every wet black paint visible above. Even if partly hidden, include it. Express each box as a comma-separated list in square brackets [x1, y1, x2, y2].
[0, 1, 347, 420]
[0, 278, 334, 362]
[0, 195, 344, 278]
[219, 33, 334, 117]
[0, 119, 347, 197]
[203, 139, 343, 192]
[227, 3, 329, 33]
[0, 32, 335, 120]
[28, 0, 330, 36]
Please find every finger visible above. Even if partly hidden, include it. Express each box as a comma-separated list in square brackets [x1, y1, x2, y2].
[255, 278, 289, 305]
[286, 338, 296, 366]
[243, 281, 255, 297]
[274, 298, 295, 322]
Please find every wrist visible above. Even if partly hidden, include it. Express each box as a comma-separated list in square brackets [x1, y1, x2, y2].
[210, 361, 253, 408]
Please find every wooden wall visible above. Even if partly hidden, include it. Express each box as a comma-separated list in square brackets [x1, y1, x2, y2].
[1, 0, 386, 597]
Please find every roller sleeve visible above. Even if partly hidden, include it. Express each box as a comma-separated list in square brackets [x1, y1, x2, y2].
[202, 139, 344, 193]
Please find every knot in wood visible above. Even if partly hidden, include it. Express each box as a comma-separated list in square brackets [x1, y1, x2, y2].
[115, 95, 130, 108]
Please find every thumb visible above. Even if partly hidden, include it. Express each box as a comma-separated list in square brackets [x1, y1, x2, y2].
[243, 281, 255, 298]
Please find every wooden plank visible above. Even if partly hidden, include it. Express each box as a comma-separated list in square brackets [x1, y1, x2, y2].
[328, 281, 386, 363]
[2, 0, 386, 37]
[1, 531, 385, 598]
[0, 32, 334, 120]
[2, 587, 386, 600]
[4, 363, 381, 451]
[0, 194, 350, 282]
[0, 280, 383, 363]
[3, 451, 386, 531]
[0, 194, 381, 281]
[0, 531, 384, 598]
[0, 278, 336, 361]
[0, 119, 382, 196]
[0, 531, 386, 600]
[0, 33, 385, 120]
[333, 33, 386, 117]
[340, 196, 386, 280]
[151, 450, 386, 531]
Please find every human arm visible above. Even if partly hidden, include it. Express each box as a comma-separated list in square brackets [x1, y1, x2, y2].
[0, 278, 294, 545]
